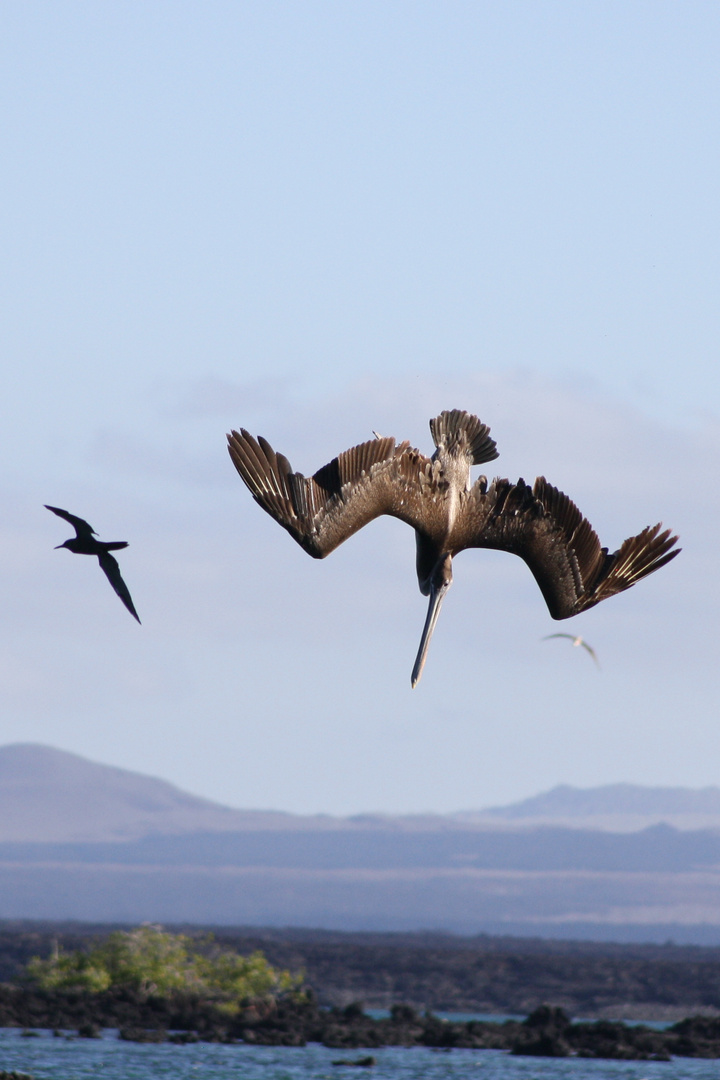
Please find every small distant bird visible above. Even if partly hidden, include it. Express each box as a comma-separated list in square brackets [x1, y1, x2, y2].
[227, 409, 679, 687]
[543, 633, 599, 667]
[45, 505, 141, 623]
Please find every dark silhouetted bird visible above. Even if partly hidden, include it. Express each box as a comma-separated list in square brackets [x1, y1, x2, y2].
[45, 505, 141, 623]
[543, 633, 600, 667]
[227, 409, 679, 686]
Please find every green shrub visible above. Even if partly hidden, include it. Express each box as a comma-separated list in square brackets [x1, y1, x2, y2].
[26, 949, 111, 993]
[27, 925, 299, 1000]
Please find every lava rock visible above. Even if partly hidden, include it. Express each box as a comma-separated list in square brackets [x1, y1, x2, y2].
[118, 1026, 166, 1043]
[77, 1023, 101, 1038]
[331, 1056, 377, 1067]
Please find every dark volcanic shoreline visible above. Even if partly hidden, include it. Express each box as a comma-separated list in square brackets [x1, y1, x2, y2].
[5, 922, 720, 1060]
[2, 990, 720, 1060]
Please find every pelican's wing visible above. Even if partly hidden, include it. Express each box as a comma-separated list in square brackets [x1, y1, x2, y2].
[45, 505, 96, 540]
[458, 476, 680, 619]
[227, 430, 435, 558]
[97, 552, 141, 623]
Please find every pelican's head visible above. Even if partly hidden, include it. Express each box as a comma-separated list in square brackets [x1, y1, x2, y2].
[411, 554, 453, 688]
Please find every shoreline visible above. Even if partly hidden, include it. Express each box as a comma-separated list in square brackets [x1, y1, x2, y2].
[1, 990, 720, 1060]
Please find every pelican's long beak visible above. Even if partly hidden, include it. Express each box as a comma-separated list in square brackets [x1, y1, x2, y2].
[411, 581, 450, 688]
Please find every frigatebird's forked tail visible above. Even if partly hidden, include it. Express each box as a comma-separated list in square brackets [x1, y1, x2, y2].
[227, 410, 680, 686]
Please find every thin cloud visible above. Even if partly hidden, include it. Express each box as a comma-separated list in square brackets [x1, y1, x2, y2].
[160, 374, 300, 421]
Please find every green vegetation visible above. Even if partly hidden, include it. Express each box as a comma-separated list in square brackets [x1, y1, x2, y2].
[27, 925, 300, 1002]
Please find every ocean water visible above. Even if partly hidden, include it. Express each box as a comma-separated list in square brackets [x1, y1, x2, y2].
[1, 1029, 719, 1080]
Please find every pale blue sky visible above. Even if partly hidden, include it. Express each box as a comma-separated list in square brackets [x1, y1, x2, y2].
[1, 1, 718, 814]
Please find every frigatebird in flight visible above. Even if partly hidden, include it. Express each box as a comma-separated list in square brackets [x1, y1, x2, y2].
[227, 409, 679, 686]
[45, 505, 141, 623]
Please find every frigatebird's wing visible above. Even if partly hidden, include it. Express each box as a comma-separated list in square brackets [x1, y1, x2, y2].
[543, 633, 600, 667]
[97, 551, 141, 623]
[44, 505, 97, 541]
[457, 476, 680, 619]
[227, 429, 442, 558]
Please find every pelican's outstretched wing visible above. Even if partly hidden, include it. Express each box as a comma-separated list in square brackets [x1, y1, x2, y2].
[228, 410, 500, 561]
[227, 429, 439, 558]
[45, 505, 96, 541]
[458, 476, 680, 619]
[97, 551, 141, 623]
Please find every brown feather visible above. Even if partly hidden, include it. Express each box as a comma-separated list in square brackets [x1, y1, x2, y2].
[227, 411, 680, 682]
[456, 475, 680, 619]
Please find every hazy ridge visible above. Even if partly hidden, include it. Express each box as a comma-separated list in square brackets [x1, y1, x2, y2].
[3, 743, 720, 941]
[4, 743, 720, 843]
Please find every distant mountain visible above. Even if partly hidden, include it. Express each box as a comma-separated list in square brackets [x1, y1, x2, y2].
[475, 783, 720, 827]
[3, 743, 720, 843]
[0, 743, 303, 842]
[3, 744, 720, 939]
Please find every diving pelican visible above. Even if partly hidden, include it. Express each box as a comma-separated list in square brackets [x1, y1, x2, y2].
[45, 505, 141, 623]
[227, 410, 678, 686]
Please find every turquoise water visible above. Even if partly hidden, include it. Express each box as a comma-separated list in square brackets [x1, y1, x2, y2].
[2, 1029, 719, 1080]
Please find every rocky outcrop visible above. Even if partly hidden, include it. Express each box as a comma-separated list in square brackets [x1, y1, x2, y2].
[3, 988, 720, 1059]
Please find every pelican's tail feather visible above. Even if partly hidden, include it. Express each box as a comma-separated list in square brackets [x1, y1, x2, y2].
[429, 409, 498, 465]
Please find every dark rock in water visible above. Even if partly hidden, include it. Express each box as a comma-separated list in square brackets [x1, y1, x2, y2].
[509, 1008, 675, 1060]
[667, 1015, 720, 1058]
[511, 1004, 572, 1057]
[7, 983, 720, 1060]
[570, 1018, 666, 1060]
[77, 1022, 101, 1038]
[322, 1024, 384, 1050]
[0, 1072, 34, 1080]
[196, 1026, 236, 1044]
[240, 1027, 306, 1046]
[524, 1004, 572, 1031]
[343, 1002, 366, 1020]
[19, 1030, 39, 1037]
[512, 1032, 571, 1057]
[390, 1004, 418, 1024]
[118, 1026, 166, 1043]
[331, 1056, 377, 1067]
[420, 1014, 482, 1049]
